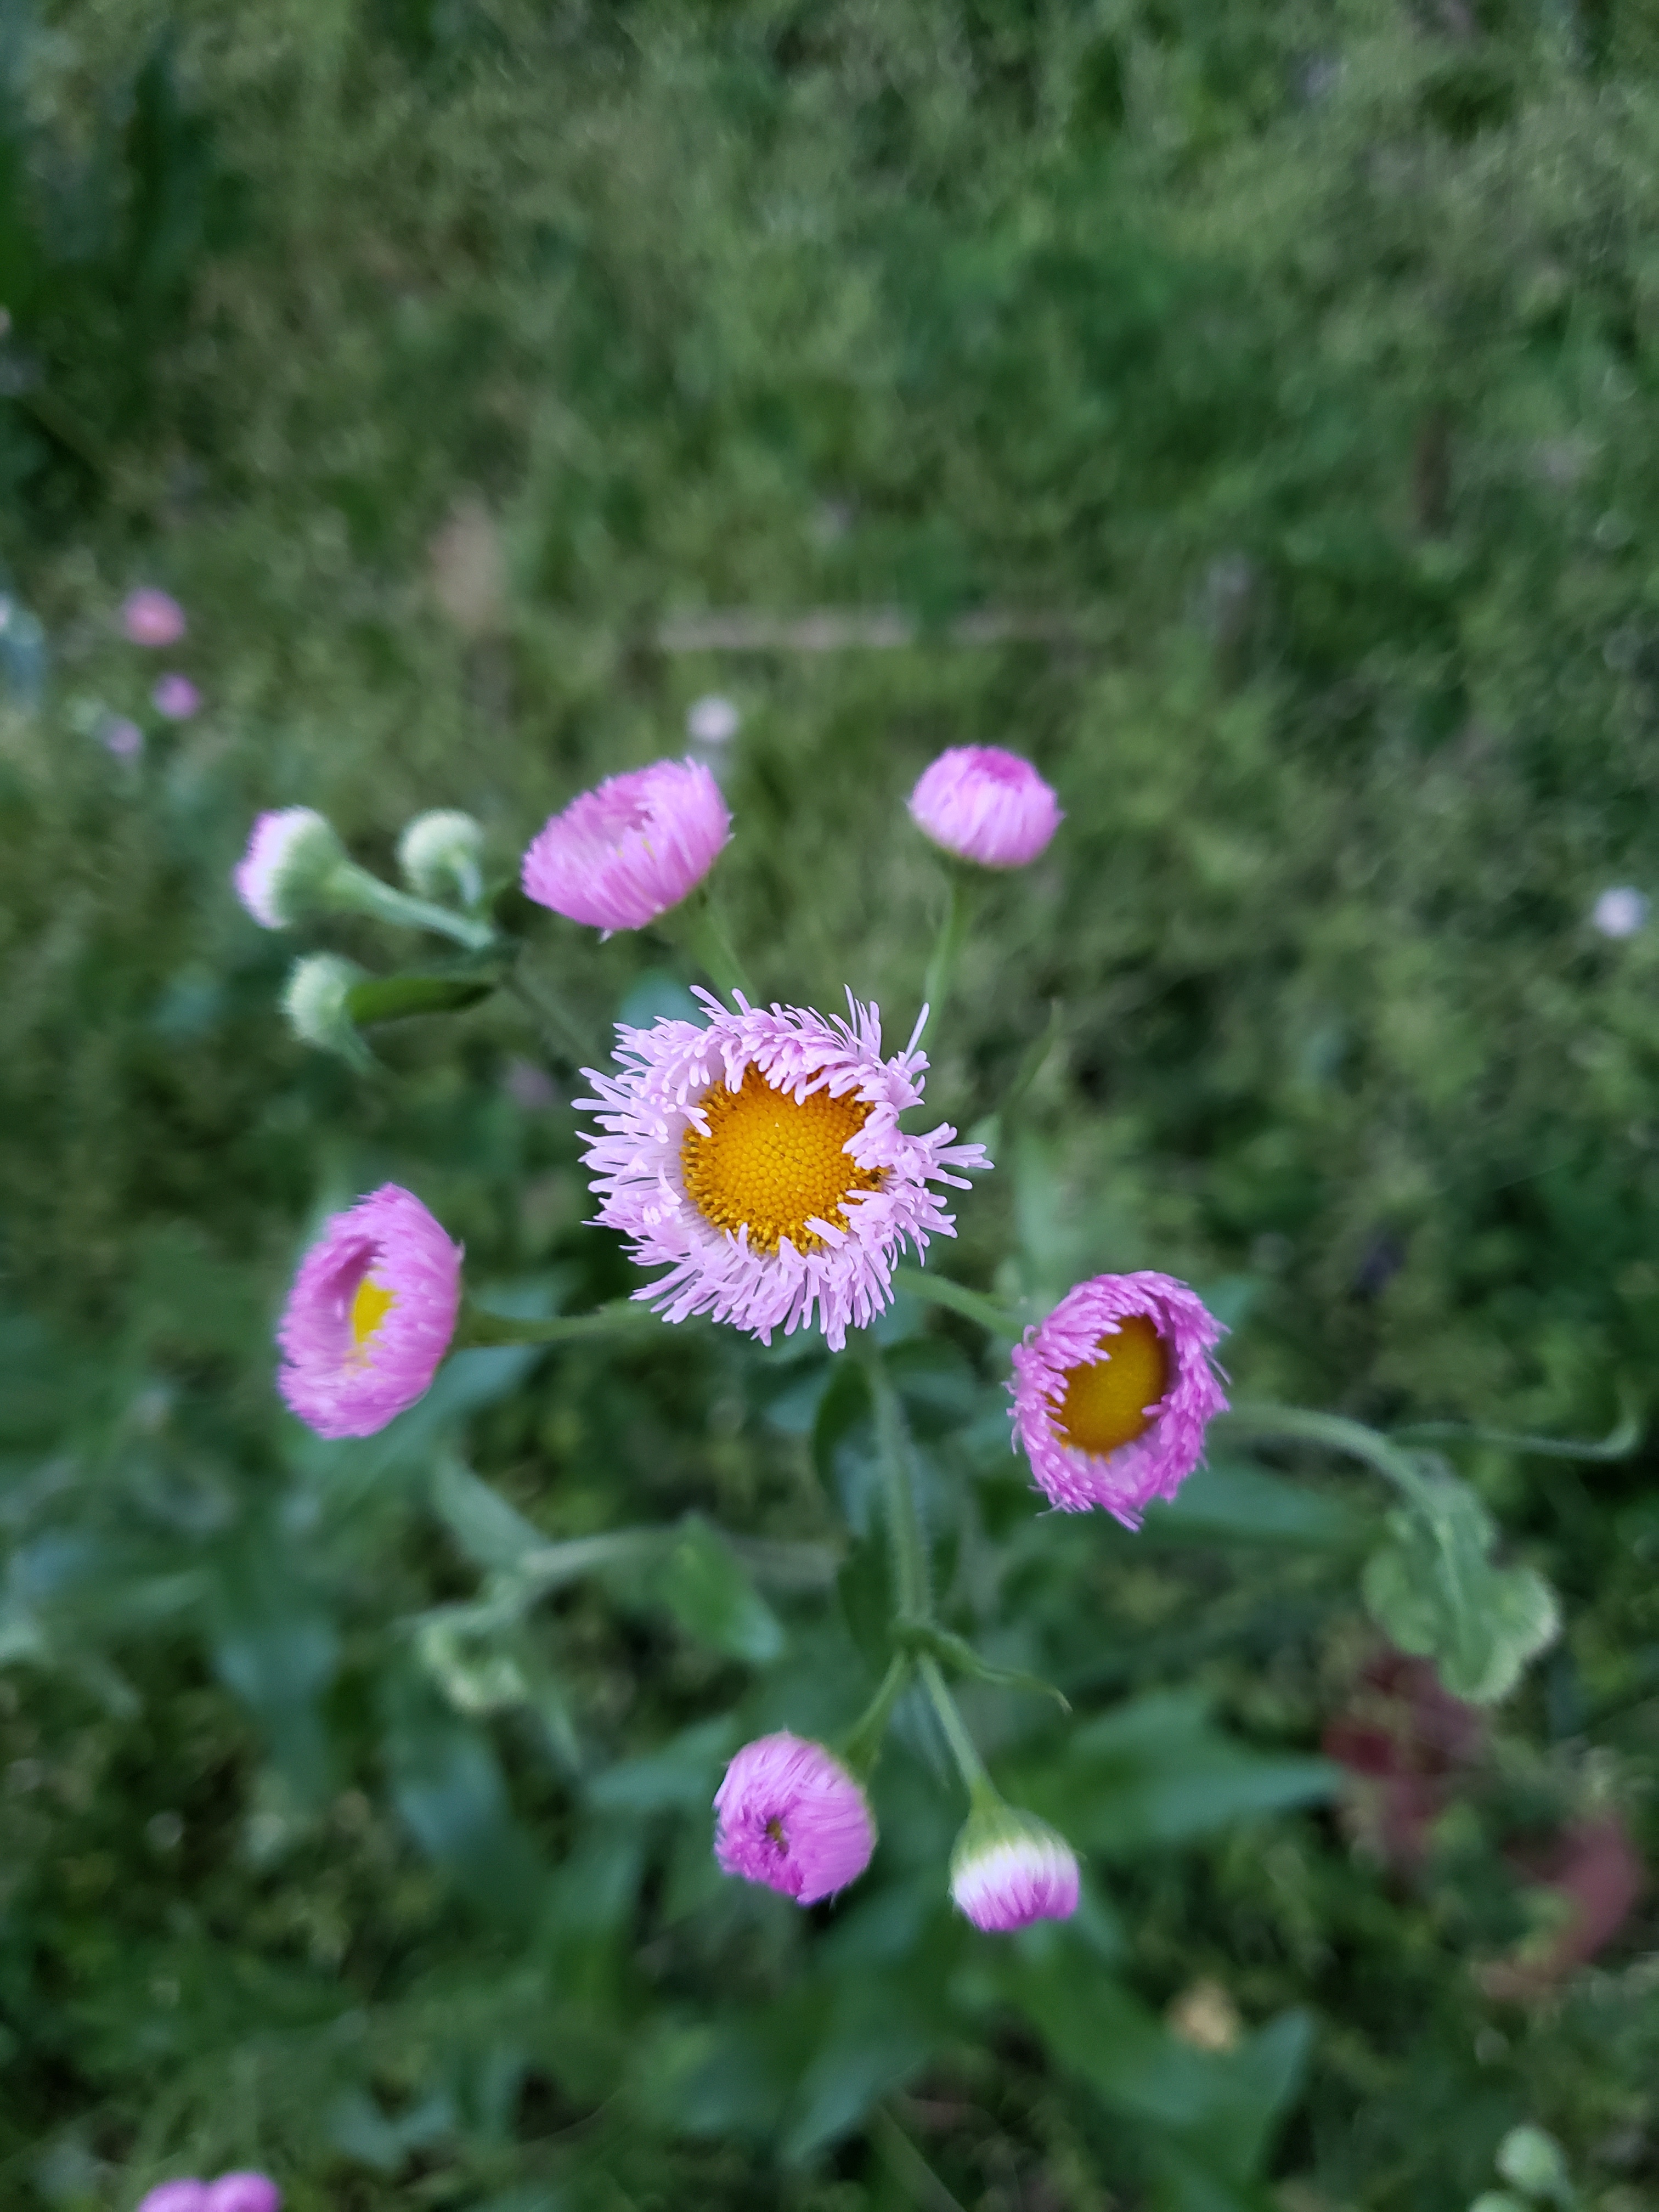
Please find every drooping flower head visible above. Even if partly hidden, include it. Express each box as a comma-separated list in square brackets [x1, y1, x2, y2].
[153, 673, 202, 721]
[908, 746, 1062, 869]
[714, 1732, 876, 1905]
[233, 808, 349, 929]
[521, 758, 731, 932]
[121, 587, 187, 647]
[1011, 1271, 1227, 1526]
[950, 1804, 1080, 1933]
[577, 991, 989, 1350]
[399, 809, 485, 905]
[276, 1185, 462, 1438]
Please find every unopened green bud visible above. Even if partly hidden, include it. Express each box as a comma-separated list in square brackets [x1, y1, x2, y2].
[281, 952, 374, 1070]
[233, 808, 352, 929]
[398, 810, 486, 906]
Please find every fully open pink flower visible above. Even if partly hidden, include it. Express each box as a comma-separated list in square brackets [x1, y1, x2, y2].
[577, 991, 989, 1350]
[276, 1186, 462, 1438]
[121, 587, 187, 647]
[908, 746, 1062, 868]
[521, 758, 731, 931]
[1010, 1271, 1227, 1525]
[950, 1806, 1080, 1933]
[714, 1733, 875, 1904]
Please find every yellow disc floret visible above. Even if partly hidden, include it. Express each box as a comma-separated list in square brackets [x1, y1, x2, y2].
[1054, 1314, 1169, 1456]
[350, 1273, 397, 1352]
[681, 1065, 883, 1255]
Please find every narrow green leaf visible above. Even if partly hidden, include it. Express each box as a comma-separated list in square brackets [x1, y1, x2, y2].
[346, 972, 498, 1025]
[653, 1514, 785, 1665]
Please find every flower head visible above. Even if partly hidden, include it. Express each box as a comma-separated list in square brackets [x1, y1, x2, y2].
[153, 673, 201, 720]
[714, 1732, 875, 1904]
[137, 2188, 210, 2212]
[205, 2179, 282, 2212]
[1010, 1271, 1227, 1525]
[121, 587, 187, 647]
[399, 809, 485, 905]
[521, 758, 731, 932]
[282, 952, 371, 1068]
[1592, 885, 1648, 939]
[233, 808, 349, 929]
[950, 1803, 1080, 1933]
[577, 991, 989, 1350]
[276, 1185, 462, 1438]
[908, 746, 1062, 869]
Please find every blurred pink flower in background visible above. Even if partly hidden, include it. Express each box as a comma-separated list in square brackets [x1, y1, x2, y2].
[102, 716, 144, 759]
[136, 2176, 280, 2212]
[686, 693, 740, 745]
[153, 673, 202, 721]
[121, 587, 187, 647]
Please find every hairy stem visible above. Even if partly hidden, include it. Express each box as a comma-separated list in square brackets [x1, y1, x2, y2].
[866, 1348, 931, 1622]
[921, 868, 979, 1034]
[453, 1297, 661, 1350]
[919, 1654, 998, 1811]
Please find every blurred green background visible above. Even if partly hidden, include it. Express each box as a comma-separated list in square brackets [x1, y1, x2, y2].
[1, 1, 1656, 2206]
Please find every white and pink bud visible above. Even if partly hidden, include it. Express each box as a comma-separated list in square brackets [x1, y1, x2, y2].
[949, 1803, 1080, 1934]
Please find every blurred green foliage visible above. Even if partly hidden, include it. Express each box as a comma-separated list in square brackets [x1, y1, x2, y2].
[0, 1, 1656, 2209]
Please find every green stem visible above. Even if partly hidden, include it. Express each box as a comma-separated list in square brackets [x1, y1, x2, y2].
[865, 1348, 930, 1622]
[890, 1263, 1024, 1338]
[921, 868, 979, 1034]
[1218, 1402, 1438, 1515]
[453, 1297, 661, 1350]
[334, 862, 498, 952]
[919, 1654, 998, 1812]
[1392, 1406, 1641, 1462]
[839, 1651, 913, 1780]
[682, 887, 754, 1005]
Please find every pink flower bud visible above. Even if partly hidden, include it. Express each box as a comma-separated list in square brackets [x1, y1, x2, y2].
[950, 1804, 1080, 1933]
[907, 746, 1062, 868]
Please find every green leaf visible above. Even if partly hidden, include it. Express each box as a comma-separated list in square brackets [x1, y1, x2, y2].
[897, 1621, 1070, 1711]
[653, 1514, 785, 1665]
[587, 1714, 740, 1815]
[1145, 1459, 1369, 1549]
[431, 1454, 549, 1572]
[346, 972, 498, 1025]
[1362, 1469, 1560, 1703]
[1012, 1691, 1337, 1858]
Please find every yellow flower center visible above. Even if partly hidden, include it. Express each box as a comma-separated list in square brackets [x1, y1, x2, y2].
[1054, 1314, 1169, 1456]
[350, 1273, 397, 1352]
[680, 1065, 884, 1255]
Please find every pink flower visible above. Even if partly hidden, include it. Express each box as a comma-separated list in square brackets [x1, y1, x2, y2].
[121, 587, 187, 647]
[577, 991, 989, 1350]
[521, 758, 731, 932]
[102, 715, 144, 759]
[714, 1732, 875, 1904]
[153, 673, 201, 720]
[205, 2177, 281, 2212]
[233, 809, 347, 929]
[1010, 1271, 1228, 1526]
[950, 1805, 1080, 1933]
[276, 1185, 462, 1438]
[137, 2188, 210, 2212]
[907, 746, 1062, 868]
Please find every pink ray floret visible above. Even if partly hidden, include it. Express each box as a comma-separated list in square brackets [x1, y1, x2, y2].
[907, 745, 1062, 868]
[951, 1812, 1080, 1933]
[714, 1732, 876, 1905]
[1010, 1271, 1228, 1526]
[276, 1184, 462, 1438]
[576, 990, 990, 1351]
[121, 586, 187, 647]
[521, 757, 731, 931]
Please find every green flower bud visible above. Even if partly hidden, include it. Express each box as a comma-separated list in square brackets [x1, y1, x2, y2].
[398, 809, 486, 906]
[281, 952, 374, 1070]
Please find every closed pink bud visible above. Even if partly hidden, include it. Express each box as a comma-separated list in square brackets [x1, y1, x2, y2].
[950, 1804, 1080, 1933]
[907, 746, 1062, 868]
[121, 588, 187, 647]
